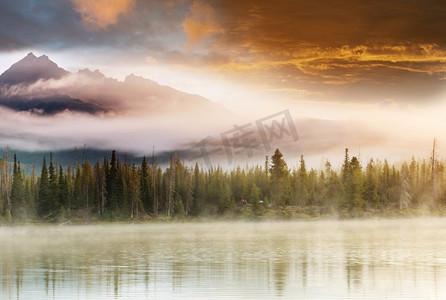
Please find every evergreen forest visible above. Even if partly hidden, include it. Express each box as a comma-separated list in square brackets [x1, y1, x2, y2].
[0, 148, 444, 223]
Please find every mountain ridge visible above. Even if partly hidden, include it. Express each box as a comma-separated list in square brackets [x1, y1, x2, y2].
[0, 53, 230, 117]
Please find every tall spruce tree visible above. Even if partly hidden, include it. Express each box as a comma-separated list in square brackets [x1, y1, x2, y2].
[48, 153, 60, 214]
[346, 156, 365, 215]
[37, 157, 50, 218]
[106, 150, 122, 213]
[140, 156, 151, 214]
[249, 182, 261, 216]
[94, 161, 106, 215]
[269, 148, 288, 207]
[364, 159, 380, 210]
[297, 155, 309, 206]
[192, 163, 203, 216]
[10, 154, 25, 220]
[58, 166, 69, 209]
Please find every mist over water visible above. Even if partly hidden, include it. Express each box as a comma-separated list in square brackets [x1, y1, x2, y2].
[1, 219, 446, 299]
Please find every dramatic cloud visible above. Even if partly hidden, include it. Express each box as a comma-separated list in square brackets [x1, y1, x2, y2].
[182, 0, 222, 50]
[71, 0, 136, 30]
[185, 0, 446, 105]
[1, 0, 445, 105]
[1, 0, 446, 164]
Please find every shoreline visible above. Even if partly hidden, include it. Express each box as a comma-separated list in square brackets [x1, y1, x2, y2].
[1, 207, 445, 227]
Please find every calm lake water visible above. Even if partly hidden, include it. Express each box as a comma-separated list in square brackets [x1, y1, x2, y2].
[1, 219, 446, 299]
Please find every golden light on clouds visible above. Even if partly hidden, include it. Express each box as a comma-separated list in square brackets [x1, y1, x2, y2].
[1, 0, 445, 107]
[71, 0, 135, 30]
[145, 56, 158, 64]
[182, 0, 222, 50]
[1, 0, 446, 160]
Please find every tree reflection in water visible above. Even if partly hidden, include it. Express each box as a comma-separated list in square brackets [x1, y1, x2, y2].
[1, 220, 446, 299]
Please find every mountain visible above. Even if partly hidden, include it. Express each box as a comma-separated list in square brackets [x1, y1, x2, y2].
[0, 53, 230, 117]
[0, 52, 68, 85]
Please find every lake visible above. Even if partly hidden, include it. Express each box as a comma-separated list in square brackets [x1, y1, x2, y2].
[1, 219, 446, 299]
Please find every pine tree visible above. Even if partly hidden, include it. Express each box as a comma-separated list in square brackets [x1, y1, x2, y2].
[81, 160, 94, 213]
[205, 167, 232, 214]
[248, 182, 261, 216]
[307, 169, 317, 206]
[324, 162, 343, 212]
[0, 170, 2, 217]
[37, 157, 50, 219]
[94, 161, 106, 215]
[100, 158, 109, 214]
[364, 159, 380, 210]
[380, 159, 391, 209]
[346, 157, 365, 216]
[58, 166, 69, 209]
[400, 163, 411, 210]
[1, 149, 11, 218]
[73, 164, 82, 209]
[29, 165, 37, 215]
[23, 175, 32, 218]
[165, 154, 176, 217]
[296, 155, 309, 206]
[269, 148, 288, 207]
[173, 157, 192, 216]
[192, 163, 203, 216]
[118, 158, 128, 216]
[409, 156, 419, 206]
[154, 167, 162, 216]
[10, 154, 25, 220]
[130, 164, 142, 218]
[106, 150, 122, 214]
[140, 156, 151, 214]
[342, 148, 350, 185]
[231, 166, 247, 202]
[48, 153, 60, 214]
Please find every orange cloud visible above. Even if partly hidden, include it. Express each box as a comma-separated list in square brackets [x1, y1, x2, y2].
[71, 0, 135, 30]
[145, 56, 158, 64]
[182, 0, 222, 50]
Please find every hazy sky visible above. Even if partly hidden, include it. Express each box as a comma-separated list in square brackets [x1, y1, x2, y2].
[0, 0, 445, 167]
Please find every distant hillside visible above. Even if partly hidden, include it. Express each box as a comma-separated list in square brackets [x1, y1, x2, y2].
[0, 148, 178, 173]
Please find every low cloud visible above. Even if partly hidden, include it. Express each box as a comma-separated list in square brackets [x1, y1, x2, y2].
[0, 102, 424, 169]
[0, 106, 227, 155]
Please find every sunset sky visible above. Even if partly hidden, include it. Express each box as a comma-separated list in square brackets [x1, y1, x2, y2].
[1, 0, 446, 168]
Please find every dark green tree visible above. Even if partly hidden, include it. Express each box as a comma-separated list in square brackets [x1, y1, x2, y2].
[205, 167, 232, 214]
[93, 161, 106, 215]
[73, 164, 82, 209]
[106, 150, 122, 214]
[37, 157, 50, 219]
[345, 156, 365, 216]
[48, 153, 60, 214]
[364, 159, 380, 210]
[10, 154, 25, 220]
[140, 156, 151, 214]
[341, 148, 350, 185]
[58, 166, 69, 209]
[191, 163, 203, 216]
[269, 148, 289, 207]
[296, 155, 309, 206]
[248, 182, 261, 216]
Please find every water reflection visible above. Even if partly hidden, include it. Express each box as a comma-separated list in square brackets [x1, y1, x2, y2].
[1, 219, 446, 299]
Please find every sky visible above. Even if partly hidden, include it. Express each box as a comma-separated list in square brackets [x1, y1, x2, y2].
[0, 0, 446, 168]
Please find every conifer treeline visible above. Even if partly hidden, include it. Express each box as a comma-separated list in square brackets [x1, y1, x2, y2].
[0, 148, 445, 222]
